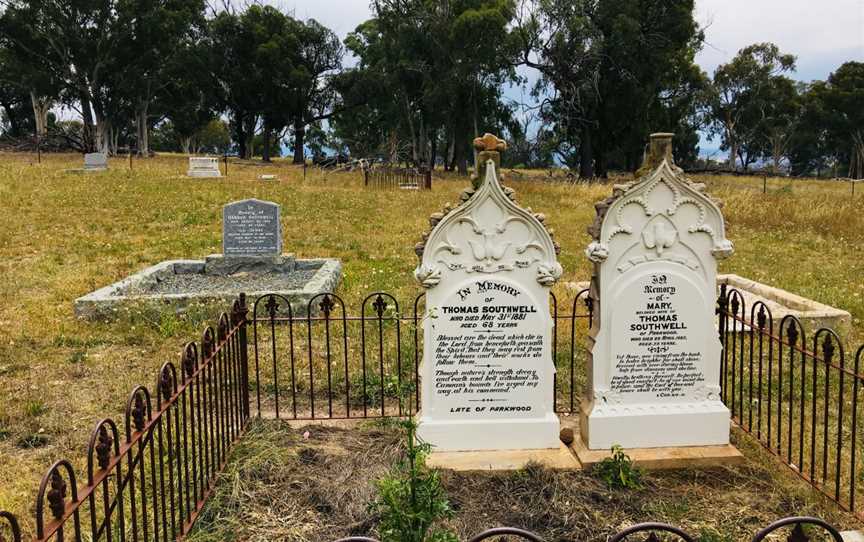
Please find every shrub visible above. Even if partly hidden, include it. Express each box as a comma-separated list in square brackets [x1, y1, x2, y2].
[594, 445, 642, 490]
[372, 418, 458, 542]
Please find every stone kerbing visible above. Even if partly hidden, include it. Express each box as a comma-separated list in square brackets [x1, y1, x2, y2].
[719, 273, 852, 334]
[74, 257, 342, 320]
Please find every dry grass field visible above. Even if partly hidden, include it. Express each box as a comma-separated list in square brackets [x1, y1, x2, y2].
[0, 152, 862, 531]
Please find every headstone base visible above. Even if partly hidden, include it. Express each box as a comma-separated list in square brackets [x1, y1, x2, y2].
[204, 253, 296, 276]
[426, 441, 579, 471]
[188, 170, 221, 178]
[417, 414, 560, 452]
[569, 427, 743, 470]
[580, 402, 730, 450]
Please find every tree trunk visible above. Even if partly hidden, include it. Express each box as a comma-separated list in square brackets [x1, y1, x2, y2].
[30, 92, 51, 138]
[262, 121, 272, 162]
[94, 117, 110, 154]
[181, 136, 191, 155]
[429, 129, 438, 172]
[579, 125, 594, 179]
[80, 94, 96, 152]
[136, 106, 150, 156]
[234, 112, 247, 159]
[293, 117, 305, 164]
[243, 116, 256, 159]
[594, 129, 607, 179]
[1, 101, 22, 137]
[728, 141, 738, 171]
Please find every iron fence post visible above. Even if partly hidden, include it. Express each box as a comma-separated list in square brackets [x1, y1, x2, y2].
[763, 175, 767, 194]
[36, 135, 41, 164]
[237, 293, 250, 420]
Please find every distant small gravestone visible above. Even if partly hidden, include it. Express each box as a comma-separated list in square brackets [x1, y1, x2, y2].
[188, 157, 221, 178]
[222, 199, 282, 257]
[84, 152, 108, 171]
[582, 133, 734, 450]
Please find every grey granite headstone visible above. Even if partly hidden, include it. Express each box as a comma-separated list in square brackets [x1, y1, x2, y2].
[84, 152, 108, 171]
[222, 199, 282, 256]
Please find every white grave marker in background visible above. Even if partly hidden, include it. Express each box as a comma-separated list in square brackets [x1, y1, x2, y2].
[581, 133, 734, 450]
[414, 134, 563, 451]
[188, 157, 222, 178]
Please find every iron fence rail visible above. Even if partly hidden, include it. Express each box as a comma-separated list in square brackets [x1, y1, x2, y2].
[332, 516, 844, 542]
[718, 284, 864, 520]
[0, 296, 251, 542]
[248, 290, 593, 421]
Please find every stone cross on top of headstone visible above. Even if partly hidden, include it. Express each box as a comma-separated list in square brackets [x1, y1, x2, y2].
[581, 132, 734, 451]
[471, 133, 507, 190]
[414, 134, 563, 452]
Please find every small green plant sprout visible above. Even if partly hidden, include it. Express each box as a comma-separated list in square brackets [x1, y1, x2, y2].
[372, 417, 458, 542]
[595, 444, 643, 490]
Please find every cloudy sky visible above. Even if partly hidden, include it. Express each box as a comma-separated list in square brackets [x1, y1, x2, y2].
[287, 0, 864, 82]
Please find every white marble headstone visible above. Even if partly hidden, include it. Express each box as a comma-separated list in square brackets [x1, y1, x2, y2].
[84, 152, 108, 171]
[581, 134, 734, 450]
[188, 157, 221, 178]
[414, 159, 563, 452]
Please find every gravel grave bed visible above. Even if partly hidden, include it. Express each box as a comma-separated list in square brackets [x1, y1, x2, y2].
[121, 269, 320, 296]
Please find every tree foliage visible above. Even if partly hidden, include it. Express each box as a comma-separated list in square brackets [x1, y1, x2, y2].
[0, 0, 859, 176]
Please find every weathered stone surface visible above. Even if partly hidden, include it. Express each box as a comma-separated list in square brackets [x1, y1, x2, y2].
[414, 138, 563, 452]
[204, 254, 296, 276]
[222, 199, 282, 257]
[74, 258, 342, 320]
[719, 274, 852, 334]
[581, 133, 734, 451]
[188, 157, 221, 178]
[84, 152, 108, 171]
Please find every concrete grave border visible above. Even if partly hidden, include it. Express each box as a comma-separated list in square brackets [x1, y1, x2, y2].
[74, 257, 342, 321]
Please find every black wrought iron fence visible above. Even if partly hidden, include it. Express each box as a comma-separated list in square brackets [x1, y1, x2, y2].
[332, 516, 844, 542]
[248, 289, 593, 421]
[718, 284, 864, 520]
[363, 165, 432, 190]
[0, 296, 251, 542]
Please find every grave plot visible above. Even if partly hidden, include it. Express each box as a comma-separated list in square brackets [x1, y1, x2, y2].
[75, 198, 342, 319]
[181, 419, 857, 542]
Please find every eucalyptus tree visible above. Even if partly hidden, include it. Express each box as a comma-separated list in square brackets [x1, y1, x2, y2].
[286, 18, 343, 164]
[707, 42, 796, 170]
[820, 62, 864, 178]
[516, 0, 704, 177]
[1, 0, 206, 153]
[337, 0, 517, 171]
